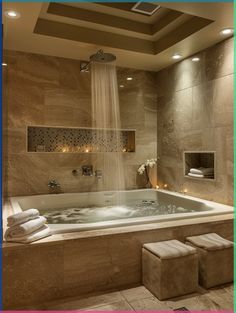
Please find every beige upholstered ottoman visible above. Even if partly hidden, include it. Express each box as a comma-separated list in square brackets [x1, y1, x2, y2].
[142, 240, 198, 300]
[186, 233, 233, 289]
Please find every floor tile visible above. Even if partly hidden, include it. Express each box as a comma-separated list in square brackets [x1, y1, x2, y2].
[128, 297, 170, 311]
[86, 300, 134, 311]
[45, 291, 123, 310]
[121, 286, 154, 302]
[165, 293, 221, 311]
[205, 284, 233, 310]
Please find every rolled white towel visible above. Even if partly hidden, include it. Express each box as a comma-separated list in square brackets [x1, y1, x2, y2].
[188, 173, 204, 178]
[7, 209, 39, 227]
[5, 216, 47, 238]
[188, 172, 214, 178]
[190, 167, 214, 175]
[5, 225, 51, 244]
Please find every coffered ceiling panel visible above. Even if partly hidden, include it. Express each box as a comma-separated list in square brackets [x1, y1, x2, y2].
[2, 2, 234, 71]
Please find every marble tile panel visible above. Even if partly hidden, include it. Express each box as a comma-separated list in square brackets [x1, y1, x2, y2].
[204, 37, 234, 81]
[6, 128, 26, 154]
[212, 74, 233, 127]
[192, 81, 214, 130]
[3, 244, 64, 309]
[172, 54, 203, 91]
[59, 58, 91, 92]
[15, 52, 60, 87]
[6, 75, 45, 128]
[173, 88, 193, 131]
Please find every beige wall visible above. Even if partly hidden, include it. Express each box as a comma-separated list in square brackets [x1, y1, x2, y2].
[156, 37, 233, 205]
[4, 50, 157, 196]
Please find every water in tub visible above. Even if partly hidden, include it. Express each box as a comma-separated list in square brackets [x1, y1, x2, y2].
[40, 199, 207, 224]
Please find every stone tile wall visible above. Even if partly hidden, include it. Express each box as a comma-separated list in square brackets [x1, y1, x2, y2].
[156, 37, 234, 205]
[3, 51, 157, 196]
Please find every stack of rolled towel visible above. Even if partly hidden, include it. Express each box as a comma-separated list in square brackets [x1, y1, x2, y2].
[188, 167, 214, 179]
[5, 209, 51, 244]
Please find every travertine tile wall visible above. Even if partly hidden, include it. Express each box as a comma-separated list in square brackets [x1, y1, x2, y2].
[4, 51, 157, 196]
[156, 37, 234, 205]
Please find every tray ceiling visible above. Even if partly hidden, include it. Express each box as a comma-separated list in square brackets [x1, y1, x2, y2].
[2, 2, 234, 71]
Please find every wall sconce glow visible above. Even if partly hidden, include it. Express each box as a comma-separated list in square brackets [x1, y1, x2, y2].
[85, 148, 89, 153]
[4, 10, 21, 19]
[192, 57, 200, 62]
[126, 77, 133, 81]
[164, 184, 168, 188]
[2, 63, 7, 67]
[172, 54, 182, 60]
[220, 28, 234, 35]
[119, 85, 124, 88]
[156, 185, 160, 189]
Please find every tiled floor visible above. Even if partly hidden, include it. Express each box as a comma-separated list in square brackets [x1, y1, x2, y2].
[42, 284, 233, 311]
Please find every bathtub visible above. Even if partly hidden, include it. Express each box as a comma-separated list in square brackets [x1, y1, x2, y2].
[10, 189, 233, 234]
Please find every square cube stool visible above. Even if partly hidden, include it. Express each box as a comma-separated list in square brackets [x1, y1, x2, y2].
[186, 233, 233, 289]
[142, 239, 198, 300]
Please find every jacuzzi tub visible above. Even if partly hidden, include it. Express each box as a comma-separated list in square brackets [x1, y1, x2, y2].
[10, 189, 233, 234]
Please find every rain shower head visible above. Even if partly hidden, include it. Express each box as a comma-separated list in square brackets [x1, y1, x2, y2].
[80, 49, 116, 72]
[90, 49, 116, 63]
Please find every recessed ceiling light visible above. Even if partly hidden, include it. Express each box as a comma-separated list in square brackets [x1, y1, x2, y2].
[172, 54, 182, 60]
[4, 10, 21, 19]
[119, 85, 125, 88]
[2, 63, 7, 66]
[126, 77, 133, 81]
[220, 28, 234, 35]
[192, 57, 200, 62]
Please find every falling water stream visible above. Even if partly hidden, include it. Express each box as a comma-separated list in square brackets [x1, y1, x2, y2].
[91, 62, 125, 200]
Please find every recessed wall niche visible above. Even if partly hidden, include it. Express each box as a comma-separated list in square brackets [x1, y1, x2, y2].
[184, 151, 215, 181]
[27, 126, 135, 153]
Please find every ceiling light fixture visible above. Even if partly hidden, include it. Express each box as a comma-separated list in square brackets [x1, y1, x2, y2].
[126, 77, 133, 81]
[172, 54, 182, 60]
[192, 57, 200, 62]
[4, 10, 21, 19]
[220, 28, 234, 35]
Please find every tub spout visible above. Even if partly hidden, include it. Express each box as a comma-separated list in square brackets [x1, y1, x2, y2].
[95, 170, 102, 179]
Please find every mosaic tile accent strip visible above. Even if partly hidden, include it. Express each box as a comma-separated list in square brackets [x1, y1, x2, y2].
[27, 126, 135, 153]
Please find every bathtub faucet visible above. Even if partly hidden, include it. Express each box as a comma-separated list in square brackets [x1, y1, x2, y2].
[95, 170, 102, 180]
[48, 180, 60, 189]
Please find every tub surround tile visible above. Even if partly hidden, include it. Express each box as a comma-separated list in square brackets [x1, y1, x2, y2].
[4, 52, 157, 196]
[204, 37, 234, 81]
[2, 204, 233, 309]
[156, 37, 233, 205]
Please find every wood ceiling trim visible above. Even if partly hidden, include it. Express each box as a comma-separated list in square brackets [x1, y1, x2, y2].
[154, 16, 214, 54]
[34, 18, 155, 54]
[47, 2, 152, 35]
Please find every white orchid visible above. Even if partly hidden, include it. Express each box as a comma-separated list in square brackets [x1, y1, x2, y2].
[138, 158, 157, 175]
